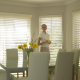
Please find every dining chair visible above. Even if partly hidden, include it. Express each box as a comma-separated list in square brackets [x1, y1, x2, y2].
[14, 52, 50, 80]
[0, 49, 18, 74]
[48, 52, 74, 80]
[49, 49, 66, 74]
[0, 49, 18, 80]
[6, 49, 18, 67]
[0, 48, 18, 80]
[71, 49, 80, 80]
[6, 49, 19, 78]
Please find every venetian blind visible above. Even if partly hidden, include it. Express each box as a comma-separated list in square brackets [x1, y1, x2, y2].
[72, 11, 80, 66]
[0, 12, 31, 67]
[39, 15, 63, 65]
[72, 11, 80, 49]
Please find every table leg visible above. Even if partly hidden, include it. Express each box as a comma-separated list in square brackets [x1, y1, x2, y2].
[23, 71, 25, 77]
[26, 71, 28, 76]
[17, 72, 19, 78]
[72, 64, 74, 80]
[7, 70, 10, 80]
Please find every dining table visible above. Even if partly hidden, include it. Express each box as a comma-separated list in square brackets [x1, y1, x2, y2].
[0, 63, 55, 80]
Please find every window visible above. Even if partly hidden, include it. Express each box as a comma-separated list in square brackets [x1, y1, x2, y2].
[72, 11, 80, 49]
[0, 12, 32, 67]
[39, 15, 63, 65]
[72, 10, 80, 66]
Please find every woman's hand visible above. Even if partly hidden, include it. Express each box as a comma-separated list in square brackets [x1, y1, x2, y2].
[48, 40, 51, 44]
[38, 38, 51, 45]
[45, 40, 51, 44]
[44, 40, 51, 44]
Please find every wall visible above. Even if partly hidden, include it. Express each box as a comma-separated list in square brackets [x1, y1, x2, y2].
[66, 0, 80, 51]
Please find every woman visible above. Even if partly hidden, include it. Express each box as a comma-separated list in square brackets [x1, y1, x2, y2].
[38, 24, 51, 52]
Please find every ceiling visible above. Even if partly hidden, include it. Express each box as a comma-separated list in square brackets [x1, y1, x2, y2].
[0, 0, 78, 7]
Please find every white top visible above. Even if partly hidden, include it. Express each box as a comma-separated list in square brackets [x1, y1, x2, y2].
[38, 32, 50, 47]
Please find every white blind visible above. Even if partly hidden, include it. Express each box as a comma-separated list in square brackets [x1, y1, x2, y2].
[0, 12, 32, 67]
[72, 11, 80, 49]
[72, 11, 80, 67]
[39, 15, 63, 65]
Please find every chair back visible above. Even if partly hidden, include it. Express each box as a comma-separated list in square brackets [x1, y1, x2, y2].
[28, 52, 50, 80]
[23, 50, 27, 67]
[54, 52, 74, 80]
[6, 49, 18, 68]
[58, 49, 66, 52]
[55, 49, 66, 65]
[71, 49, 80, 75]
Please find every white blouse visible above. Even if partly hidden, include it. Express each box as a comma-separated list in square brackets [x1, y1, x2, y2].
[38, 32, 50, 47]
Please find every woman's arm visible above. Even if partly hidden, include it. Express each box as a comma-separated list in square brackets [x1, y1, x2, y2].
[37, 37, 48, 45]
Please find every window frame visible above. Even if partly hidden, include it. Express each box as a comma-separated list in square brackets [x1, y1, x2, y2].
[39, 15, 63, 65]
[0, 12, 32, 67]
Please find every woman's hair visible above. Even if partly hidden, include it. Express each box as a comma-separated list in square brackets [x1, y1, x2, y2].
[41, 24, 47, 27]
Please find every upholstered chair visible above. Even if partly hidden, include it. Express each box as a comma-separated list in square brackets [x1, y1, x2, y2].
[14, 52, 50, 80]
[49, 49, 66, 74]
[48, 52, 74, 80]
[71, 49, 80, 80]
[0, 49, 18, 80]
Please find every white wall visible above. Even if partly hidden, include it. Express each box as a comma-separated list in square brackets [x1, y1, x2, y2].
[66, 0, 80, 51]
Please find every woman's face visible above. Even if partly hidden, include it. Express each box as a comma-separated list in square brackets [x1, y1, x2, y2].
[41, 25, 47, 31]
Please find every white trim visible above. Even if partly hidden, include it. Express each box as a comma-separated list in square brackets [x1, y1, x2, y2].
[39, 15, 62, 18]
[72, 10, 80, 15]
[0, 0, 78, 7]
[65, 0, 77, 5]
[0, 12, 32, 19]
[36, 2, 65, 7]
[0, 0, 37, 7]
